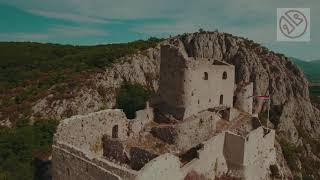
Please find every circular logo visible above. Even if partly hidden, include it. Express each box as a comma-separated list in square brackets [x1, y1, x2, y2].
[279, 10, 308, 39]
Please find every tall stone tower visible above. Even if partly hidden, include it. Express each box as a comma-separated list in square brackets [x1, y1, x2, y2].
[158, 42, 235, 120]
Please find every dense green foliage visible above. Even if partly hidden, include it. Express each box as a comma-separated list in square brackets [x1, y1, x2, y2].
[0, 119, 59, 180]
[0, 38, 162, 124]
[0, 38, 161, 86]
[116, 83, 151, 119]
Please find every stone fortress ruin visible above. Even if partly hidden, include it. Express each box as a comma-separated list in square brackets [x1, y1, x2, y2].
[52, 39, 276, 180]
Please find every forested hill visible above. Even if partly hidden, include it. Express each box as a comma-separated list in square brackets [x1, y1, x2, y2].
[0, 38, 162, 180]
[0, 38, 162, 125]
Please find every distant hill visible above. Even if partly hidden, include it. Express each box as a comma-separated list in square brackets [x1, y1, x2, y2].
[291, 58, 320, 83]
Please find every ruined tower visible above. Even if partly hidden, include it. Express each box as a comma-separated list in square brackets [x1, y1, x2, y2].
[158, 43, 235, 120]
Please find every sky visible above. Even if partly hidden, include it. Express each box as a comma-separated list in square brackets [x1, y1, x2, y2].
[0, 0, 319, 61]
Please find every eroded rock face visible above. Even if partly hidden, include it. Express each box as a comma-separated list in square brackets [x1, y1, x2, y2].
[31, 32, 320, 178]
[32, 48, 161, 120]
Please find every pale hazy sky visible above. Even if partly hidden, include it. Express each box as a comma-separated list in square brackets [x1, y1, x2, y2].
[0, 0, 319, 60]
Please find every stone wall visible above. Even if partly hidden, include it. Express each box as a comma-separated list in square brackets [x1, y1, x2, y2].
[54, 109, 130, 152]
[223, 132, 245, 168]
[136, 154, 184, 180]
[130, 104, 154, 134]
[54, 105, 153, 153]
[175, 111, 220, 150]
[181, 133, 228, 179]
[52, 144, 137, 180]
[53, 106, 153, 180]
[151, 110, 220, 151]
[182, 59, 235, 119]
[158, 45, 187, 111]
[243, 127, 276, 180]
[102, 137, 128, 164]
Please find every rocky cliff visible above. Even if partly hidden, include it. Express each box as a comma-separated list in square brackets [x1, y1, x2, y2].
[31, 32, 320, 179]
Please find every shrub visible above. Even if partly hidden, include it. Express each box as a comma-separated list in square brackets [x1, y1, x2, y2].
[0, 119, 59, 180]
[116, 83, 151, 119]
[280, 140, 299, 171]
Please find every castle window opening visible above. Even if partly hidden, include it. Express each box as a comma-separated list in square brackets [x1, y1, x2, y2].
[67, 168, 70, 176]
[204, 72, 208, 80]
[220, 95, 224, 105]
[222, 71, 227, 79]
[198, 100, 200, 104]
[112, 125, 119, 138]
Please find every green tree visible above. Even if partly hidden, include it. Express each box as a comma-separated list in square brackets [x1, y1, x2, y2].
[116, 83, 151, 119]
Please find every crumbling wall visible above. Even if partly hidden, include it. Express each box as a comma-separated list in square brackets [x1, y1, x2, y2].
[181, 133, 228, 179]
[234, 82, 253, 114]
[54, 109, 130, 152]
[52, 144, 137, 180]
[243, 127, 275, 165]
[130, 105, 154, 134]
[53, 107, 154, 180]
[243, 127, 276, 180]
[175, 111, 220, 150]
[136, 154, 183, 180]
[150, 111, 219, 150]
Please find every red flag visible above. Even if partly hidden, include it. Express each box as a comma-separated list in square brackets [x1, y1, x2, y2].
[256, 96, 270, 100]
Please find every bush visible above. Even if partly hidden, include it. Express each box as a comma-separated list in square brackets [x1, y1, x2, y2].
[280, 140, 299, 171]
[0, 119, 59, 180]
[116, 83, 151, 119]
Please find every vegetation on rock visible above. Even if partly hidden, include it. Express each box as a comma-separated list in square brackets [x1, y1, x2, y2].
[116, 83, 151, 119]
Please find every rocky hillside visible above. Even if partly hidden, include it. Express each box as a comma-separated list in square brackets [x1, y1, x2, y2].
[1, 32, 320, 179]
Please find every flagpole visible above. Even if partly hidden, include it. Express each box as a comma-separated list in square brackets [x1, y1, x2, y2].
[267, 95, 271, 128]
